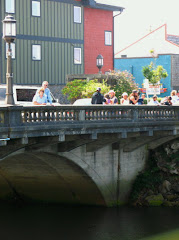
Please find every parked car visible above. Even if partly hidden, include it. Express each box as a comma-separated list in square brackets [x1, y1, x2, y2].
[73, 98, 92, 105]
[0, 85, 59, 106]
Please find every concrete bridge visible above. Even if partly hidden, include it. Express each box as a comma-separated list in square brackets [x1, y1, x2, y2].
[0, 105, 179, 206]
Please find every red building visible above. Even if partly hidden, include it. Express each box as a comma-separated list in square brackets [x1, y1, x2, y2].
[78, 0, 124, 74]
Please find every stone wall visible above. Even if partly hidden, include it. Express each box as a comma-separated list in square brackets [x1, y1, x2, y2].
[49, 85, 70, 104]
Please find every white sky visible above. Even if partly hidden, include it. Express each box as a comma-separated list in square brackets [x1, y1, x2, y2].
[97, 0, 179, 54]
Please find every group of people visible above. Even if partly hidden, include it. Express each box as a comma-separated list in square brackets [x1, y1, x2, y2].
[32, 81, 53, 105]
[147, 90, 179, 106]
[91, 88, 118, 105]
[91, 88, 179, 106]
[91, 88, 145, 105]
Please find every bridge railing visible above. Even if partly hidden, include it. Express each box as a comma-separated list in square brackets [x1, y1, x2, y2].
[20, 105, 179, 124]
[0, 105, 178, 128]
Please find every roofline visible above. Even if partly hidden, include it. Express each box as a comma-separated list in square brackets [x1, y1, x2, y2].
[81, 0, 124, 12]
[167, 33, 179, 38]
[115, 53, 179, 60]
[115, 24, 167, 56]
[115, 24, 179, 56]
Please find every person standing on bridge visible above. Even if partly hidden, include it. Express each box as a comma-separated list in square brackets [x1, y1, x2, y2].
[91, 87, 106, 104]
[109, 90, 118, 104]
[33, 88, 47, 105]
[35, 81, 53, 105]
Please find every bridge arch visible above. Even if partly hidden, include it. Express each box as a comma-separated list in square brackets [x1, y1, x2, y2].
[0, 152, 106, 206]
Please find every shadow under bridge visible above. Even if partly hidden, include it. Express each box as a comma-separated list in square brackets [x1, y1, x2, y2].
[0, 152, 105, 206]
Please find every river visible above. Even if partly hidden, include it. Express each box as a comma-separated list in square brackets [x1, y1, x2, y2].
[0, 204, 178, 240]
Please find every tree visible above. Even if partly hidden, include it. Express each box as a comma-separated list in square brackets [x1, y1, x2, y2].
[142, 62, 168, 85]
[142, 50, 168, 85]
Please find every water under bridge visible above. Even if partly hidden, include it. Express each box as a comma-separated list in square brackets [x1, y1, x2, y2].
[0, 105, 178, 206]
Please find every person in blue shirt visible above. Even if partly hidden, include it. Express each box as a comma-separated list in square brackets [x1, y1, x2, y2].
[42, 81, 53, 104]
[33, 88, 47, 105]
[138, 94, 145, 105]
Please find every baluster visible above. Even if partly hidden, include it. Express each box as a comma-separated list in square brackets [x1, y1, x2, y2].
[29, 110, 33, 122]
[47, 110, 51, 121]
[51, 110, 55, 121]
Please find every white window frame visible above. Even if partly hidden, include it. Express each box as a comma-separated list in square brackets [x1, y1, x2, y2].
[74, 47, 81, 64]
[105, 31, 112, 46]
[74, 6, 81, 23]
[6, 42, 15, 59]
[5, 0, 15, 13]
[32, 0, 41, 17]
[32, 44, 41, 61]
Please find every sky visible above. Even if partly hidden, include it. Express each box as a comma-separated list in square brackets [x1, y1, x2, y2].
[97, 0, 179, 54]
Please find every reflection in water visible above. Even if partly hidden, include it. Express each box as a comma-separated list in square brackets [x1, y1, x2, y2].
[0, 204, 178, 240]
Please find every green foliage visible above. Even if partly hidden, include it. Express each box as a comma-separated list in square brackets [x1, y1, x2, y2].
[62, 79, 110, 102]
[82, 80, 110, 98]
[142, 62, 168, 85]
[62, 79, 87, 102]
[130, 155, 162, 202]
[62, 70, 137, 102]
[110, 70, 138, 99]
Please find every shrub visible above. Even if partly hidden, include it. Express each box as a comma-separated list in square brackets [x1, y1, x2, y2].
[82, 80, 110, 98]
[61, 79, 87, 102]
[110, 70, 138, 99]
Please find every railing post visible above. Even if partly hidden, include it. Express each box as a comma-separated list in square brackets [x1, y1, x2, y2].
[8, 106, 22, 126]
[132, 107, 139, 122]
[79, 110, 85, 121]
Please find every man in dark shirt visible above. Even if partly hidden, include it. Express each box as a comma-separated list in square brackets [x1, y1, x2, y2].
[91, 87, 106, 104]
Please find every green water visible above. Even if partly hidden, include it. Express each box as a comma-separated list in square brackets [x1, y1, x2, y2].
[0, 204, 178, 240]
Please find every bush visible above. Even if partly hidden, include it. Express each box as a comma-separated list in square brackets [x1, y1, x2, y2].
[61, 79, 87, 102]
[82, 80, 110, 98]
[111, 70, 138, 99]
[62, 79, 110, 103]
[62, 70, 138, 103]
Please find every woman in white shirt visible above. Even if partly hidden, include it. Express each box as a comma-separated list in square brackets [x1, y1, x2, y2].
[171, 90, 179, 104]
[120, 92, 129, 105]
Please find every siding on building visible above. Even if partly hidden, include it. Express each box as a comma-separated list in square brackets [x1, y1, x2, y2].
[0, 0, 84, 85]
[84, 7, 113, 74]
[114, 55, 172, 97]
[171, 55, 179, 90]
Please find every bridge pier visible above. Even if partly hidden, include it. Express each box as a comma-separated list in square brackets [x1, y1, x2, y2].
[58, 141, 148, 206]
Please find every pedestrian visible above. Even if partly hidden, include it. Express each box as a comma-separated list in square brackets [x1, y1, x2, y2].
[163, 96, 172, 105]
[104, 93, 112, 105]
[129, 90, 139, 105]
[137, 94, 145, 105]
[171, 90, 179, 104]
[108, 90, 118, 104]
[91, 87, 106, 104]
[147, 95, 160, 105]
[33, 88, 47, 105]
[36, 81, 53, 105]
[120, 92, 129, 105]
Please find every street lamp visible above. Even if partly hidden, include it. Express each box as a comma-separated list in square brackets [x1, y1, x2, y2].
[96, 54, 103, 73]
[2, 15, 16, 105]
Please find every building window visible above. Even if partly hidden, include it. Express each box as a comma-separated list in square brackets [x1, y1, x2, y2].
[74, 48, 81, 64]
[32, 0, 41, 17]
[6, 43, 15, 59]
[105, 31, 112, 46]
[5, 0, 15, 13]
[74, 6, 81, 23]
[32, 45, 41, 60]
